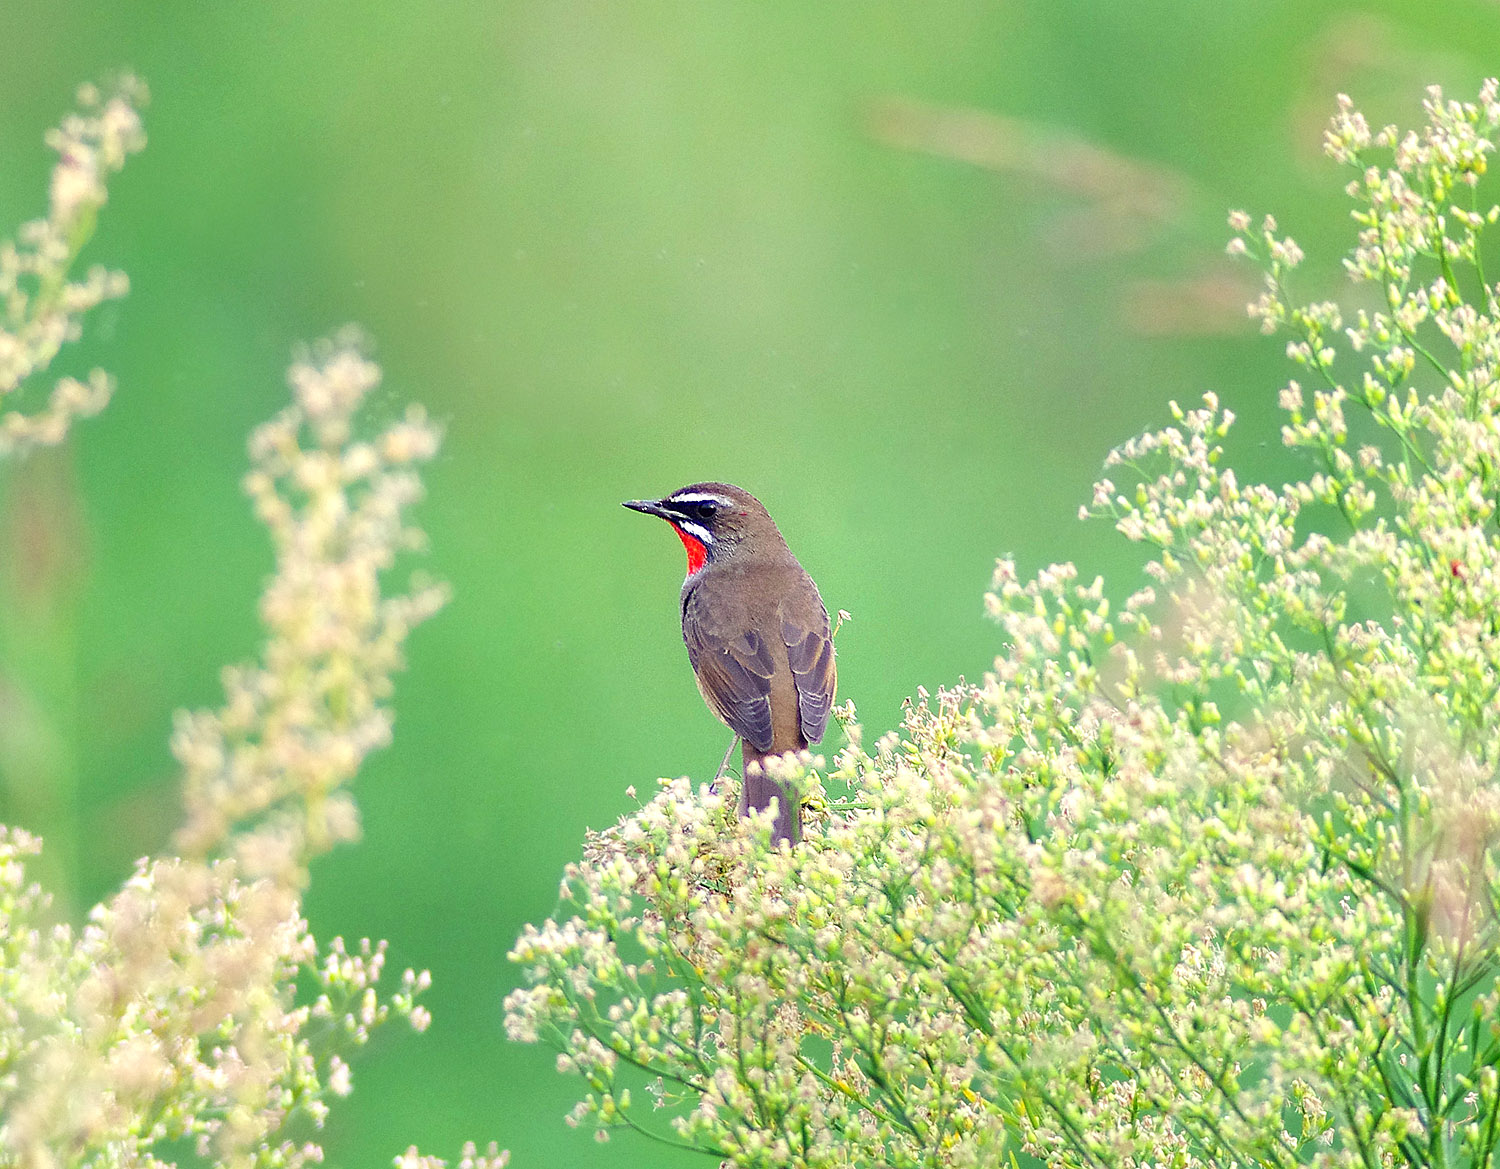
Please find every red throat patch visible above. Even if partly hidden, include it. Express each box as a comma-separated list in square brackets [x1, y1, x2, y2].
[670, 524, 708, 576]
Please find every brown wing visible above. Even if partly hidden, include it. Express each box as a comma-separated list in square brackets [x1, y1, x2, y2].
[781, 584, 836, 745]
[682, 584, 777, 751]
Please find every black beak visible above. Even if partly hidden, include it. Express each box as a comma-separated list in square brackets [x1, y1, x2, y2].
[623, 498, 672, 520]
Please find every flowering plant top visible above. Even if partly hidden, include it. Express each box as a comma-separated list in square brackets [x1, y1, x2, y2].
[508, 80, 1500, 1169]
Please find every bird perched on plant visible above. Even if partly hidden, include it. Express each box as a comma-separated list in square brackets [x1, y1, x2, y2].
[623, 482, 836, 845]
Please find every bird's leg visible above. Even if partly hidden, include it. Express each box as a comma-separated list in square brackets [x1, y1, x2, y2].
[710, 734, 740, 794]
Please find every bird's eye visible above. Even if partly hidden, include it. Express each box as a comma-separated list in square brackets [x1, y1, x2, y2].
[695, 501, 718, 520]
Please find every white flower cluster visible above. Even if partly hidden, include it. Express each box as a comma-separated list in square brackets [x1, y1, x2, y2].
[394, 1142, 510, 1169]
[0, 87, 495, 1169]
[0, 334, 448, 1166]
[508, 81, 1500, 1167]
[0, 827, 436, 1167]
[173, 337, 448, 887]
[0, 80, 144, 454]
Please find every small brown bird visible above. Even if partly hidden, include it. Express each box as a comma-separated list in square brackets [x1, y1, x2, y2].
[624, 483, 836, 844]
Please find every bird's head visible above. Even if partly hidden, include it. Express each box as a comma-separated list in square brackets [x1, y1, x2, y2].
[623, 482, 784, 575]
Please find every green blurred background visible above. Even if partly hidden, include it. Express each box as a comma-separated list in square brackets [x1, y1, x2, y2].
[0, 1, 1495, 1164]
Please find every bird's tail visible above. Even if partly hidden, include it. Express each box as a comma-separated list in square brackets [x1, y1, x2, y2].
[740, 744, 802, 846]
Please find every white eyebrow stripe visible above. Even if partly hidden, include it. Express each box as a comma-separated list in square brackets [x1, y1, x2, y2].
[674, 520, 713, 546]
[668, 492, 733, 508]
